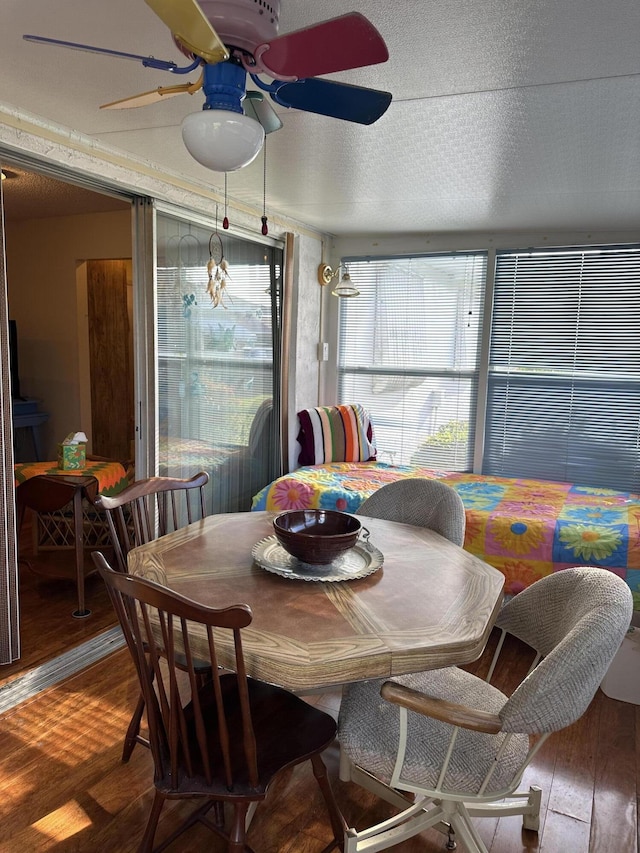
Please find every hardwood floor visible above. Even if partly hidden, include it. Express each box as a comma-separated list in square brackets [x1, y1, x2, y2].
[1, 510, 116, 688]
[1, 533, 638, 852]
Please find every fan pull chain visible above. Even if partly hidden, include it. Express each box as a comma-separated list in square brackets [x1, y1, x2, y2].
[261, 138, 269, 236]
[223, 173, 229, 229]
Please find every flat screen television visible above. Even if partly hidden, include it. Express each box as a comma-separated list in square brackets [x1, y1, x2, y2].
[8, 319, 22, 400]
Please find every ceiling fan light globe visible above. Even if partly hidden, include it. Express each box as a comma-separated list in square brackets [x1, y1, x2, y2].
[181, 109, 265, 172]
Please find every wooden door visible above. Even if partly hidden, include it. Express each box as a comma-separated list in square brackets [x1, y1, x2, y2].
[87, 260, 133, 462]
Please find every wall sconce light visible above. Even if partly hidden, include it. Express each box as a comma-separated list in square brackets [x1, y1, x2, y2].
[317, 263, 360, 298]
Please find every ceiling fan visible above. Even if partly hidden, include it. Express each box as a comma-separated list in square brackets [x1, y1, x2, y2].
[24, 0, 392, 172]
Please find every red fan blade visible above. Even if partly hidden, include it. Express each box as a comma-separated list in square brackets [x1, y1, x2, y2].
[256, 12, 388, 81]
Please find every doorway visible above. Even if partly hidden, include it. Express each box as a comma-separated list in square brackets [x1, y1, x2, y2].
[83, 259, 134, 463]
[2, 165, 132, 676]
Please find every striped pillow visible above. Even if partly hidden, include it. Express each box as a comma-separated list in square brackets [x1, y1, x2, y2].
[297, 404, 377, 466]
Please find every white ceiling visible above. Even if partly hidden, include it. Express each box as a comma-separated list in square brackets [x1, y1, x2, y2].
[1, 0, 639, 235]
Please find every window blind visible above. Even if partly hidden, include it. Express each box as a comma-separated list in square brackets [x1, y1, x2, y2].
[337, 253, 487, 469]
[484, 245, 640, 491]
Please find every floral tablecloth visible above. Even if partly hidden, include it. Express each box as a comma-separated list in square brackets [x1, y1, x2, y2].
[252, 462, 640, 605]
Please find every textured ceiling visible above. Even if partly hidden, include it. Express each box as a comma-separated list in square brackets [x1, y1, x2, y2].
[1, 168, 129, 221]
[1, 0, 639, 235]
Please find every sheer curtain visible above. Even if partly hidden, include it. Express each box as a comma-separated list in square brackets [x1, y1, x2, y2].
[156, 212, 283, 513]
[337, 253, 487, 469]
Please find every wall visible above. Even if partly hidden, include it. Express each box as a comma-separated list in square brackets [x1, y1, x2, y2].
[286, 233, 324, 471]
[320, 228, 640, 402]
[6, 209, 325, 469]
[0, 106, 326, 463]
[0, 108, 326, 665]
[331, 229, 640, 258]
[5, 209, 132, 460]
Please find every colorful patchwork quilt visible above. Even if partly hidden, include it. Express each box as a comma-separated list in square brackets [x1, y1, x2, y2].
[252, 462, 640, 606]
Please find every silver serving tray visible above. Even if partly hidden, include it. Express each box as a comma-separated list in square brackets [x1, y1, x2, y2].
[251, 535, 384, 582]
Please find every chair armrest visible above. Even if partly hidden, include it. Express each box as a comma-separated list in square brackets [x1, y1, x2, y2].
[380, 681, 503, 734]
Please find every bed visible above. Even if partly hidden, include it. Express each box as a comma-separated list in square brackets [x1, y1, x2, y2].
[251, 461, 640, 607]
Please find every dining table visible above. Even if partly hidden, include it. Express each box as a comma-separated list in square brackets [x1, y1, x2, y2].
[127, 511, 505, 692]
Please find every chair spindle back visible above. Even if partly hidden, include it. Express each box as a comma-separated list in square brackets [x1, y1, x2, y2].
[94, 552, 259, 791]
[95, 472, 208, 572]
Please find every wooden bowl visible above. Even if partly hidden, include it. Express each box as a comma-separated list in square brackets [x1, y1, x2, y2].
[273, 510, 362, 565]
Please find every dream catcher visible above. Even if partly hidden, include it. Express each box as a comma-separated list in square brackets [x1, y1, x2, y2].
[206, 219, 231, 308]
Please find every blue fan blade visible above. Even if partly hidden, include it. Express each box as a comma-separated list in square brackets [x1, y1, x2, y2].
[272, 78, 391, 125]
[22, 34, 190, 72]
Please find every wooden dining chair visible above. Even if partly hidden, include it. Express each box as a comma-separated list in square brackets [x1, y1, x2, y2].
[356, 477, 466, 546]
[94, 471, 209, 573]
[93, 552, 346, 853]
[94, 471, 209, 760]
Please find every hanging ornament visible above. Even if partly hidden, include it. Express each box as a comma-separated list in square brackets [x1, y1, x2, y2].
[223, 173, 229, 230]
[171, 231, 199, 314]
[206, 207, 231, 308]
[182, 293, 197, 318]
[261, 138, 269, 236]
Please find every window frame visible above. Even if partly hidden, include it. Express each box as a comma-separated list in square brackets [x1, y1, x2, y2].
[333, 242, 640, 493]
[335, 249, 489, 470]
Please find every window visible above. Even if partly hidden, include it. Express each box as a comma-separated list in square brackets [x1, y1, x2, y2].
[156, 212, 282, 512]
[484, 245, 640, 491]
[337, 253, 487, 468]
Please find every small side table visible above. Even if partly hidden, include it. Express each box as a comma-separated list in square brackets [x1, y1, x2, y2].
[16, 474, 99, 617]
[14, 460, 129, 618]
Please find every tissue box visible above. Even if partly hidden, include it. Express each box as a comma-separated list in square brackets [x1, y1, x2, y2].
[57, 437, 86, 470]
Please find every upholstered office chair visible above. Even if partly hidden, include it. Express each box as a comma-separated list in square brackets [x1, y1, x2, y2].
[356, 478, 466, 546]
[338, 567, 632, 853]
[95, 472, 209, 760]
[93, 552, 345, 853]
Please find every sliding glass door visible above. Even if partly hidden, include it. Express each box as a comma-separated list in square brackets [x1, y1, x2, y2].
[155, 210, 283, 513]
[0, 162, 19, 662]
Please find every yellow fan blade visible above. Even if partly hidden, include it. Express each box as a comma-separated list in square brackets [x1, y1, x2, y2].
[145, 0, 228, 64]
[100, 74, 203, 109]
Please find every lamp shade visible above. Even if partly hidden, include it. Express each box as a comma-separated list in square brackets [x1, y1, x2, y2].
[332, 270, 360, 298]
[181, 109, 265, 172]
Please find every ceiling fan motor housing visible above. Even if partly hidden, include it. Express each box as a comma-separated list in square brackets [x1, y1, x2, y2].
[202, 61, 247, 113]
[197, 0, 281, 53]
